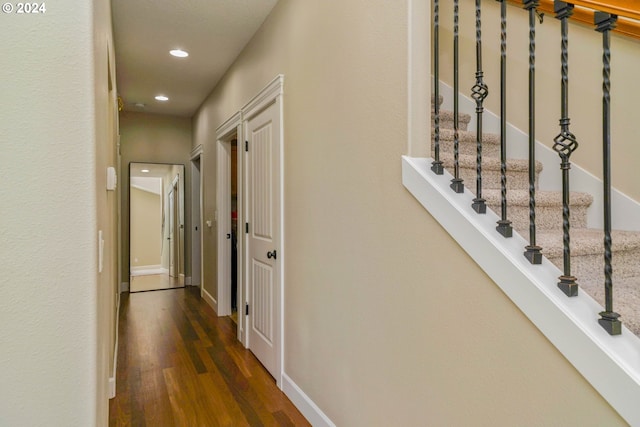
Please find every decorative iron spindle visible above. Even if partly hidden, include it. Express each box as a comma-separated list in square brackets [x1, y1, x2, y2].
[451, 0, 464, 193]
[595, 11, 622, 335]
[431, 0, 444, 175]
[496, 0, 512, 237]
[523, 0, 543, 264]
[553, 1, 578, 297]
[471, 0, 488, 214]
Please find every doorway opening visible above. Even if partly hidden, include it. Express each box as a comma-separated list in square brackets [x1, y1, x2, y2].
[129, 162, 185, 293]
[190, 149, 202, 288]
[215, 112, 245, 343]
[230, 138, 239, 324]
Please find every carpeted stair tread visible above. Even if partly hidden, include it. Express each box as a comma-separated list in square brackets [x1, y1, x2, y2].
[440, 153, 542, 172]
[484, 189, 593, 231]
[537, 228, 640, 258]
[483, 189, 593, 207]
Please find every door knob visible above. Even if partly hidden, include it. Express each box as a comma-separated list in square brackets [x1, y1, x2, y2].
[267, 250, 277, 260]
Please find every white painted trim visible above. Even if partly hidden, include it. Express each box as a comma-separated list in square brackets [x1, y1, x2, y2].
[120, 282, 129, 293]
[202, 286, 218, 314]
[241, 75, 284, 120]
[190, 144, 203, 160]
[407, 0, 431, 157]
[437, 81, 640, 231]
[216, 111, 243, 137]
[108, 377, 116, 400]
[282, 373, 336, 427]
[185, 276, 192, 286]
[216, 114, 243, 319]
[402, 156, 640, 426]
[109, 291, 121, 399]
[216, 139, 232, 317]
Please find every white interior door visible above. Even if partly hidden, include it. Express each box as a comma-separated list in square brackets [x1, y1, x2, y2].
[246, 102, 280, 379]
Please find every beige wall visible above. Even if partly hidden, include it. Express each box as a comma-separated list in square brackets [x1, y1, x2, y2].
[192, 0, 626, 425]
[0, 0, 117, 424]
[130, 187, 163, 267]
[439, 1, 640, 202]
[119, 112, 192, 284]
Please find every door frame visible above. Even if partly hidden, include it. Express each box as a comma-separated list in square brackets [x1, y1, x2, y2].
[190, 145, 203, 287]
[241, 75, 285, 386]
[216, 112, 243, 334]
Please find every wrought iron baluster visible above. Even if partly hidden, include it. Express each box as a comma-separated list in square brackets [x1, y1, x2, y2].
[524, 0, 543, 263]
[595, 11, 622, 335]
[496, 0, 512, 237]
[432, 0, 444, 175]
[450, 0, 464, 193]
[553, 1, 578, 297]
[471, 0, 488, 214]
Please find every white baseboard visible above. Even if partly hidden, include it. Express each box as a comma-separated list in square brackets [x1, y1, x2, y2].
[282, 373, 335, 427]
[120, 282, 129, 293]
[109, 291, 121, 399]
[201, 287, 217, 313]
[108, 377, 116, 399]
[185, 276, 192, 286]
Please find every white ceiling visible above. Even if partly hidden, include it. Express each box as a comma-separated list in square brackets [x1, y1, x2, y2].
[111, 0, 279, 117]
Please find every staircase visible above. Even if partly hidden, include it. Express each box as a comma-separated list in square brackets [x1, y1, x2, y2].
[432, 95, 640, 337]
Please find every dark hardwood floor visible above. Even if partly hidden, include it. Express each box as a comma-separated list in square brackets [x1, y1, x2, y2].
[109, 287, 310, 427]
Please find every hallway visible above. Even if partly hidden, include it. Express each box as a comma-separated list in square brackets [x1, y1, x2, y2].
[109, 287, 309, 426]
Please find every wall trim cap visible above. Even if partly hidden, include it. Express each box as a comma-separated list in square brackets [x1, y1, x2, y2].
[216, 111, 243, 138]
[190, 144, 203, 160]
[241, 74, 284, 120]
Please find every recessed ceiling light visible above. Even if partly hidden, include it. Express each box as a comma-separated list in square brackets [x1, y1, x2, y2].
[134, 103, 145, 108]
[170, 49, 189, 58]
[141, 169, 150, 173]
[155, 95, 169, 101]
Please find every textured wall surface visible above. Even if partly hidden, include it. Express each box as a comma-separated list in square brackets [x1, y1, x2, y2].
[0, 0, 115, 424]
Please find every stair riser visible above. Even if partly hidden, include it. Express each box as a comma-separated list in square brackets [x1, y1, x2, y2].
[486, 203, 589, 233]
[432, 118, 469, 132]
[547, 249, 640, 282]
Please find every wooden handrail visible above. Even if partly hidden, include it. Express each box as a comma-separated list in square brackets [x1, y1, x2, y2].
[572, 0, 640, 21]
[506, 0, 640, 40]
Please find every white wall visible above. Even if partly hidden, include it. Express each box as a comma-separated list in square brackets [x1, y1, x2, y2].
[0, 0, 116, 424]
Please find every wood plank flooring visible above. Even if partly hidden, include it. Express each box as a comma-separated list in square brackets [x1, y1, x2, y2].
[109, 287, 310, 427]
